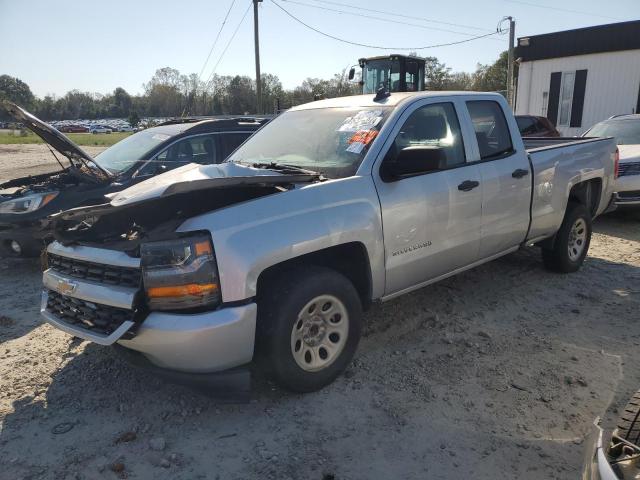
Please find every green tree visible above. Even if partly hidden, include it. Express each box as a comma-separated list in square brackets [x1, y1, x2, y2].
[424, 57, 452, 90]
[0, 75, 35, 119]
[113, 87, 132, 117]
[128, 111, 140, 127]
[472, 51, 515, 94]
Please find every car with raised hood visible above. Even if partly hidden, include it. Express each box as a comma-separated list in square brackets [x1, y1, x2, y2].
[40, 91, 618, 392]
[584, 114, 640, 207]
[0, 101, 268, 256]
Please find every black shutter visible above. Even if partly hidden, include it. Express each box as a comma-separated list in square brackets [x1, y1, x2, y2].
[547, 72, 561, 126]
[570, 70, 588, 127]
[636, 81, 640, 114]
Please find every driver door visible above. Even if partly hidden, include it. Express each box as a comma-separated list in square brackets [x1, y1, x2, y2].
[373, 99, 483, 296]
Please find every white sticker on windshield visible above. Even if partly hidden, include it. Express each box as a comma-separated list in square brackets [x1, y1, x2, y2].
[152, 134, 170, 141]
[346, 142, 366, 154]
[337, 110, 383, 132]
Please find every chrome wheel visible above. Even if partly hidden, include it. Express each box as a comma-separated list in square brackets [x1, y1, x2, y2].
[568, 218, 587, 261]
[290, 294, 349, 372]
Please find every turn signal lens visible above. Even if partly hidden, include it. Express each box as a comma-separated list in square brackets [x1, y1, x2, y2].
[147, 283, 219, 298]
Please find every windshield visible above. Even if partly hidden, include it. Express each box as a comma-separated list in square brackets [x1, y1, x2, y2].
[94, 129, 171, 174]
[362, 59, 400, 94]
[227, 107, 391, 178]
[586, 120, 640, 145]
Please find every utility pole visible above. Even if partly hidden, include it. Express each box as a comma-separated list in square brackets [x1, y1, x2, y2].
[507, 16, 516, 108]
[253, 0, 263, 114]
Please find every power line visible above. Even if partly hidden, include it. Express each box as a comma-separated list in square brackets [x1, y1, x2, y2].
[503, 0, 623, 21]
[204, 1, 253, 90]
[271, 0, 504, 50]
[198, 0, 238, 81]
[280, 0, 503, 42]
[305, 0, 493, 33]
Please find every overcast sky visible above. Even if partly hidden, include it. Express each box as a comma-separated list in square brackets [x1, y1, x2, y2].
[1, 0, 638, 97]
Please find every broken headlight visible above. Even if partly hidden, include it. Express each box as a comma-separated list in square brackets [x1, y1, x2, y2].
[141, 235, 221, 311]
[0, 191, 58, 214]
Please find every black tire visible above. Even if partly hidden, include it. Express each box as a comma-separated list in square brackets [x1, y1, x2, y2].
[615, 390, 640, 445]
[256, 266, 362, 393]
[542, 202, 592, 273]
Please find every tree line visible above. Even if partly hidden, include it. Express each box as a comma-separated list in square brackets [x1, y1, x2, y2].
[0, 52, 510, 123]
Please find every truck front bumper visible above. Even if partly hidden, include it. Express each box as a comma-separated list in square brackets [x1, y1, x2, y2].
[118, 303, 257, 373]
[41, 283, 257, 373]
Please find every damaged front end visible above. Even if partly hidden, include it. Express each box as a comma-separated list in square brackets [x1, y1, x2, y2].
[50, 163, 320, 254]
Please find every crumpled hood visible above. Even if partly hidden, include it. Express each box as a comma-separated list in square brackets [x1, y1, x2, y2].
[109, 162, 297, 206]
[618, 144, 640, 163]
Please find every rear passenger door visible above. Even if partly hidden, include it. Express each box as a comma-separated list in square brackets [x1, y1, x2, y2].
[374, 99, 483, 295]
[465, 100, 532, 258]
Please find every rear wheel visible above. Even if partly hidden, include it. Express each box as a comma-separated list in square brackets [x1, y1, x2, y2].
[257, 266, 362, 392]
[542, 202, 592, 273]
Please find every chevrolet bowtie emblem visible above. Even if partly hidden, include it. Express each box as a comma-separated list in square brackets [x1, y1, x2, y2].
[57, 278, 78, 295]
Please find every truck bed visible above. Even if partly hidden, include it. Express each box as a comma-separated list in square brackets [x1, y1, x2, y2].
[524, 136, 617, 243]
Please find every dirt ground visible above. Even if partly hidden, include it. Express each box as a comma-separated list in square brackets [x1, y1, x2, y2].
[0, 145, 639, 479]
[0, 145, 107, 183]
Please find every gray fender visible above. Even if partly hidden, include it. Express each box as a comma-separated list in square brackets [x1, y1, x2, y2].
[177, 175, 385, 303]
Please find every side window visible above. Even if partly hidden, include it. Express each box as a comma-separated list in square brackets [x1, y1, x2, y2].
[467, 101, 514, 160]
[155, 136, 218, 170]
[220, 133, 251, 159]
[389, 102, 466, 168]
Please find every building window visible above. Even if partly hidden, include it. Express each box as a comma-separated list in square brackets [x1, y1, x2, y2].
[558, 72, 575, 127]
[541, 91, 548, 117]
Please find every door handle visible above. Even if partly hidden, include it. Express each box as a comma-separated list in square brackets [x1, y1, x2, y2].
[457, 180, 480, 192]
[512, 168, 529, 179]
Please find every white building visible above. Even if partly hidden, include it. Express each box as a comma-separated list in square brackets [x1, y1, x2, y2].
[515, 20, 640, 136]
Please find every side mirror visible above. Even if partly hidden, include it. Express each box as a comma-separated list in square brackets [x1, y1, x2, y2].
[348, 67, 356, 81]
[382, 146, 446, 181]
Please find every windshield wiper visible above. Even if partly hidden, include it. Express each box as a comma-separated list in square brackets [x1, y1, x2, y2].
[251, 162, 322, 176]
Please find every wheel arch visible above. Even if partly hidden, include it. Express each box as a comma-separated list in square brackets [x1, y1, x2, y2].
[256, 242, 373, 311]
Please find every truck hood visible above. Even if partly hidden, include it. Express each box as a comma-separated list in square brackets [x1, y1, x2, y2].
[51, 161, 320, 249]
[108, 162, 314, 206]
[2, 101, 112, 182]
[618, 144, 640, 163]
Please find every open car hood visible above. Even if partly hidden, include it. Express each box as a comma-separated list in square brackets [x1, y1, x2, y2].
[2, 101, 112, 181]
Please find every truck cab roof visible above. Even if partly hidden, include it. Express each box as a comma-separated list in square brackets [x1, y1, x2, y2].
[290, 91, 505, 111]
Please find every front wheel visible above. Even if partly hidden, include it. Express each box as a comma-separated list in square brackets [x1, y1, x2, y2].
[257, 266, 362, 392]
[542, 202, 592, 273]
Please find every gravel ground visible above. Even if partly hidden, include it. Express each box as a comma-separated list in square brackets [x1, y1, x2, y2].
[0, 145, 107, 183]
[0, 146, 639, 479]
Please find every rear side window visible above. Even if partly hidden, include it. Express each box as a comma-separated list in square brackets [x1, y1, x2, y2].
[467, 101, 514, 160]
[220, 133, 251, 159]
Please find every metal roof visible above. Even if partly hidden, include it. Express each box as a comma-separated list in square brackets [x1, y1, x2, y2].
[515, 20, 640, 62]
[290, 91, 503, 111]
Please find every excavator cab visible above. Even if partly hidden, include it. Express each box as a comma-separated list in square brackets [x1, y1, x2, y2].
[349, 55, 426, 94]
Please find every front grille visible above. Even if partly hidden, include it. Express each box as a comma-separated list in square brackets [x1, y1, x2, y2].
[46, 290, 132, 336]
[48, 253, 141, 288]
[619, 162, 640, 177]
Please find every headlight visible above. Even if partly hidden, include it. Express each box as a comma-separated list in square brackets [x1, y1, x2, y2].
[0, 191, 58, 214]
[141, 235, 221, 311]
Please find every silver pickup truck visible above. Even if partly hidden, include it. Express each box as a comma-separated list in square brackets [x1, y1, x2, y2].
[40, 92, 618, 392]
